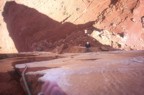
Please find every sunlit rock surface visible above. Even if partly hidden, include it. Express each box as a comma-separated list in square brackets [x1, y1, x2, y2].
[15, 50, 144, 95]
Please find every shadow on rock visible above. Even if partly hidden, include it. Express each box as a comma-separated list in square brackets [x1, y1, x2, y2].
[3, 1, 112, 52]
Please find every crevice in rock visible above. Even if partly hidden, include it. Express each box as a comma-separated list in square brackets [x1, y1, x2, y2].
[110, 0, 119, 5]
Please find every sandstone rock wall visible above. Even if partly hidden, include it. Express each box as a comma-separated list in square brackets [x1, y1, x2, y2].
[0, 0, 144, 53]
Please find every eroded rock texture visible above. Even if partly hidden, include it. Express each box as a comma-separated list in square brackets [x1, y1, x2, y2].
[0, 0, 144, 52]
[14, 50, 144, 95]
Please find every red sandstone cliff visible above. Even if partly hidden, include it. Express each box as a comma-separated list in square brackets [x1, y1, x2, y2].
[0, 0, 144, 53]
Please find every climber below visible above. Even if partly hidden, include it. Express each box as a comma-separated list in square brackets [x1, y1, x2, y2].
[85, 42, 91, 52]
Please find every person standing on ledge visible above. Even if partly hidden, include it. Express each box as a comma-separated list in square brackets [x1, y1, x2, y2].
[85, 42, 91, 52]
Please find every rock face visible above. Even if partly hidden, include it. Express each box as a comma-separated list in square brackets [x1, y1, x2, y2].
[0, 0, 17, 53]
[0, 0, 144, 52]
[14, 50, 144, 95]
